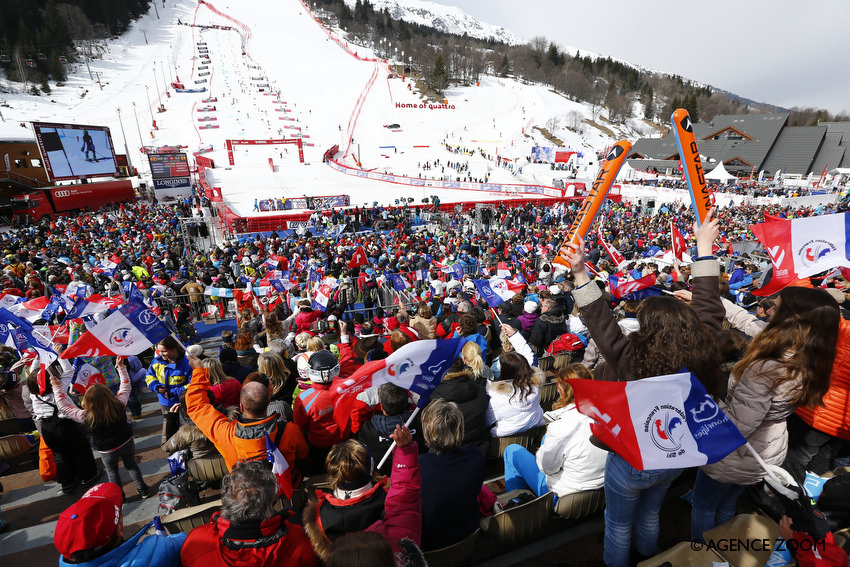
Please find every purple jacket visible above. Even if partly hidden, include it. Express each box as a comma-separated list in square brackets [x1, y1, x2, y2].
[518, 311, 539, 333]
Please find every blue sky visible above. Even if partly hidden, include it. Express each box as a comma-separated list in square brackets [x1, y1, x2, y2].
[431, 0, 850, 116]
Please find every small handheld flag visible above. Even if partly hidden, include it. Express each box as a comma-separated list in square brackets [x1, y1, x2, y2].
[570, 371, 746, 471]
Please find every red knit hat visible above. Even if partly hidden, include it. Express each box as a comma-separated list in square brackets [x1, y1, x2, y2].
[55, 483, 123, 558]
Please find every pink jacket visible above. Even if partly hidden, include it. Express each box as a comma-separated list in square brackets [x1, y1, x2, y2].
[366, 442, 422, 551]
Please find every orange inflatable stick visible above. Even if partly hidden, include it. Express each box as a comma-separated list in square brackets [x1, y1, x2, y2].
[553, 140, 632, 267]
[671, 108, 714, 226]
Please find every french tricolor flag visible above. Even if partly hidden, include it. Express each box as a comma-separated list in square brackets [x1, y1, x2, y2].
[570, 372, 746, 471]
[608, 273, 659, 301]
[472, 278, 515, 307]
[751, 212, 850, 296]
[388, 273, 411, 291]
[10, 296, 52, 322]
[496, 262, 511, 279]
[70, 361, 106, 395]
[93, 258, 118, 277]
[332, 338, 466, 431]
[265, 433, 292, 498]
[60, 301, 171, 359]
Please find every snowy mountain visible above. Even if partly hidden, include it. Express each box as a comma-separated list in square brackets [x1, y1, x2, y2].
[346, 0, 523, 45]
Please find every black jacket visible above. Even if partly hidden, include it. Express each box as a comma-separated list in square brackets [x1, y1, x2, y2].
[528, 304, 569, 351]
[430, 369, 489, 450]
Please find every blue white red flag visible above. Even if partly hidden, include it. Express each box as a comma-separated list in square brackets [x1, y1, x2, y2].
[331, 338, 466, 430]
[414, 268, 429, 282]
[0, 293, 24, 309]
[64, 295, 116, 320]
[60, 301, 171, 359]
[496, 262, 511, 279]
[312, 277, 338, 312]
[9, 322, 57, 393]
[66, 281, 94, 299]
[265, 433, 292, 498]
[569, 371, 746, 471]
[608, 273, 659, 301]
[751, 212, 850, 296]
[268, 277, 295, 292]
[10, 296, 52, 322]
[93, 258, 118, 277]
[472, 279, 515, 307]
[451, 264, 465, 280]
[388, 273, 411, 291]
[70, 360, 106, 395]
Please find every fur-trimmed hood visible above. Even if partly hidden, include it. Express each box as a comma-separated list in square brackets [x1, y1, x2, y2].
[488, 367, 546, 395]
[302, 479, 389, 560]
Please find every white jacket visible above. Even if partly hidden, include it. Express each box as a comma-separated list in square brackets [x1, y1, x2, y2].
[486, 369, 545, 437]
[536, 404, 607, 496]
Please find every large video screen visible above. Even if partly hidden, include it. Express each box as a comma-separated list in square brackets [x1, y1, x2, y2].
[32, 122, 120, 182]
[148, 153, 190, 179]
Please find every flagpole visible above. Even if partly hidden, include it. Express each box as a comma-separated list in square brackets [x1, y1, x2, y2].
[744, 441, 787, 488]
[376, 406, 420, 470]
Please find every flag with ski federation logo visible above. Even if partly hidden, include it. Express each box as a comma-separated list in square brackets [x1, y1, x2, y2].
[9, 296, 52, 322]
[70, 360, 106, 395]
[60, 301, 171, 359]
[388, 273, 411, 291]
[472, 278, 515, 307]
[331, 338, 465, 432]
[311, 277, 338, 312]
[265, 433, 293, 498]
[750, 212, 850, 296]
[93, 258, 118, 277]
[608, 273, 660, 301]
[569, 371, 746, 471]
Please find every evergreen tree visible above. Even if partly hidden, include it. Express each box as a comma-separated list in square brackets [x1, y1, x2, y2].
[432, 53, 448, 94]
[498, 53, 511, 77]
[338, 3, 352, 24]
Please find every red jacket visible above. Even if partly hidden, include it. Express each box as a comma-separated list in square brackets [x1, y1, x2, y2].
[181, 509, 318, 567]
[295, 308, 322, 335]
[293, 342, 365, 447]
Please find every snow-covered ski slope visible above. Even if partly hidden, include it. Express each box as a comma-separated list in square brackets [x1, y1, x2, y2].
[0, 0, 639, 217]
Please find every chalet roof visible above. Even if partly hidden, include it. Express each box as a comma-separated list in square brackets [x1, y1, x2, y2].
[759, 126, 826, 175]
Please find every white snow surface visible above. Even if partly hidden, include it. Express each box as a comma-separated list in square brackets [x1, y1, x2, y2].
[0, 0, 640, 218]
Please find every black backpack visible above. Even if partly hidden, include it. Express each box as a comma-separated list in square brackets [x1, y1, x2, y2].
[157, 471, 200, 516]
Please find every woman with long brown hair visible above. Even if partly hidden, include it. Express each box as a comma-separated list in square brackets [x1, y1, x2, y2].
[50, 357, 151, 498]
[485, 351, 545, 437]
[691, 285, 840, 540]
[563, 209, 724, 567]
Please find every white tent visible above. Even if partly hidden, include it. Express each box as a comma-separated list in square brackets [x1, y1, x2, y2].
[705, 161, 737, 182]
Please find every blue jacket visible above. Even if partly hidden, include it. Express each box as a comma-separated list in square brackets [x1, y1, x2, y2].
[145, 354, 192, 407]
[60, 521, 186, 567]
[728, 267, 746, 286]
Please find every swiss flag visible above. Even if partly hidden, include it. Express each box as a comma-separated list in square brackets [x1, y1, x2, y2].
[349, 246, 368, 268]
[671, 224, 687, 261]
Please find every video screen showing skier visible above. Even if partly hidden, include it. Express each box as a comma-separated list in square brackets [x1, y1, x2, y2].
[32, 122, 120, 181]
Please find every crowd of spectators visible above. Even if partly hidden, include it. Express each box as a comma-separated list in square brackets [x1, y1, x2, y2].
[1, 192, 849, 566]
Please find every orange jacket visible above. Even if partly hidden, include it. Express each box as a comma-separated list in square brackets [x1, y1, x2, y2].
[796, 319, 850, 440]
[186, 368, 308, 482]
